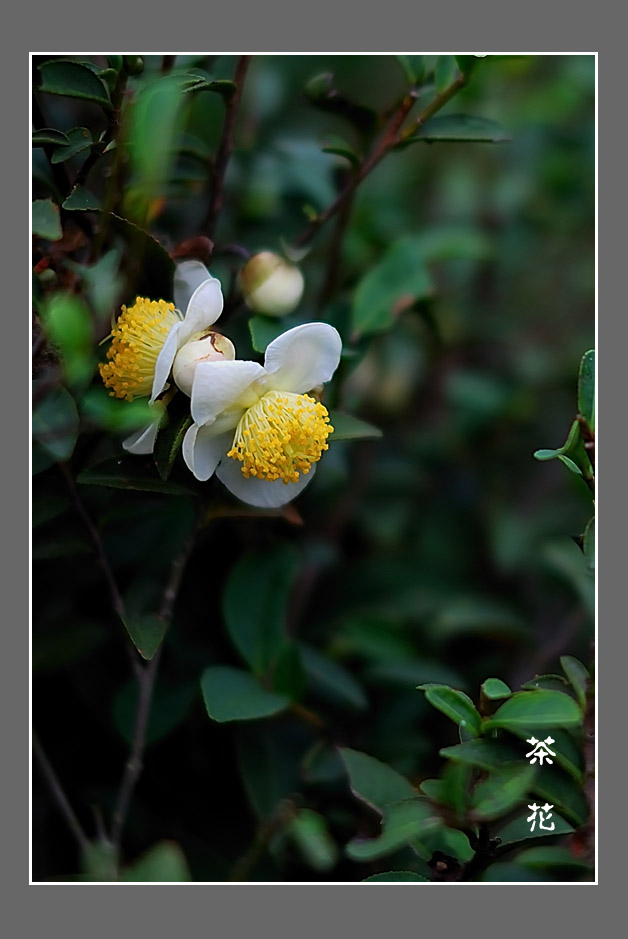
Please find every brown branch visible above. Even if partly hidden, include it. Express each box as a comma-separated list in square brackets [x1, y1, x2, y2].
[33, 732, 89, 855]
[205, 55, 252, 237]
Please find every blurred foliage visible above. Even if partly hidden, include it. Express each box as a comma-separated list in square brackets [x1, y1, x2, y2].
[32, 53, 594, 883]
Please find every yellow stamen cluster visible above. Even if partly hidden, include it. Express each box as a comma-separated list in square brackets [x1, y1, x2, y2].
[99, 298, 181, 401]
[227, 390, 334, 484]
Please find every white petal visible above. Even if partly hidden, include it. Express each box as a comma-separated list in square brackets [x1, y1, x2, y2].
[178, 277, 224, 343]
[182, 424, 231, 481]
[150, 321, 183, 402]
[190, 359, 265, 426]
[216, 457, 316, 508]
[263, 323, 342, 393]
[173, 261, 213, 312]
[123, 419, 160, 455]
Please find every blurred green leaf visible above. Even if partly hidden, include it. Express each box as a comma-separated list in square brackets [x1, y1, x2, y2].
[41, 293, 93, 385]
[304, 72, 377, 137]
[300, 644, 368, 711]
[339, 747, 416, 813]
[153, 400, 192, 482]
[288, 809, 338, 871]
[32, 128, 70, 147]
[181, 69, 236, 100]
[78, 457, 196, 496]
[121, 613, 166, 661]
[320, 134, 361, 169]
[51, 126, 93, 163]
[200, 666, 289, 722]
[418, 826, 474, 862]
[560, 656, 591, 712]
[402, 114, 511, 145]
[62, 185, 102, 211]
[32, 199, 62, 241]
[32, 383, 79, 461]
[583, 517, 595, 573]
[223, 545, 300, 675]
[236, 723, 301, 820]
[272, 642, 307, 700]
[471, 763, 536, 820]
[532, 769, 589, 827]
[38, 59, 112, 108]
[516, 845, 590, 872]
[440, 738, 521, 771]
[482, 690, 583, 732]
[397, 55, 426, 85]
[121, 842, 190, 881]
[248, 315, 298, 353]
[418, 685, 481, 737]
[64, 248, 122, 319]
[328, 411, 382, 441]
[346, 799, 438, 861]
[363, 871, 429, 882]
[352, 236, 434, 336]
[455, 55, 482, 78]
[578, 349, 595, 430]
[435, 55, 458, 93]
[481, 678, 512, 700]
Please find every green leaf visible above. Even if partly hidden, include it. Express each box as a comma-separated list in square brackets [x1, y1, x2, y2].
[481, 677, 512, 700]
[455, 55, 482, 78]
[531, 769, 589, 827]
[113, 679, 195, 745]
[153, 400, 192, 481]
[578, 349, 595, 430]
[560, 656, 591, 712]
[363, 871, 429, 882]
[32, 383, 79, 461]
[200, 666, 289, 723]
[272, 642, 307, 700]
[496, 812, 573, 847]
[121, 842, 190, 882]
[41, 293, 93, 385]
[51, 126, 93, 163]
[520, 674, 570, 694]
[471, 764, 536, 821]
[504, 727, 583, 784]
[181, 70, 236, 100]
[32, 128, 70, 147]
[32, 199, 62, 241]
[534, 418, 593, 481]
[417, 685, 481, 737]
[418, 826, 474, 863]
[516, 846, 590, 872]
[396, 55, 426, 85]
[288, 809, 338, 872]
[435, 55, 458, 93]
[248, 315, 298, 353]
[304, 72, 377, 137]
[339, 747, 416, 814]
[121, 613, 166, 661]
[346, 799, 438, 861]
[300, 644, 368, 711]
[583, 517, 595, 573]
[236, 723, 301, 820]
[82, 841, 117, 881]
[439, 738, 521, 771]
[223, 545, 300, 675]
[352, 236, 434, 336]
[64, 248, 122, 318]
[321, 134, 361, 169]
[327, 411, 382, 441]
[38, 59, 112, 108]
[403, 114, 511, 145]
[77, 457, 196, 496]
[62, 185, 102, 211]
[482, 690, 583, 732]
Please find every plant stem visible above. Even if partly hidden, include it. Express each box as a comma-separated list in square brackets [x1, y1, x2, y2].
[230, 800, 296, 881]
[205, 55, 252, 237]
[33, 732, 89, 855]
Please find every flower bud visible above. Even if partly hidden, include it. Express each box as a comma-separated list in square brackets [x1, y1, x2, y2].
[239, 252, 304, 317]
[173, 330, 235, 396]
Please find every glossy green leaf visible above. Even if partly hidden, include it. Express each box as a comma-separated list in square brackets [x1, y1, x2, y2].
[288, 809, 338, 871]
[77, 457, 196, 496]
[496, 812, 573, 847]
[32, 199, 62, 241]
[32, 383, 79, 461]
[328, 411, 383, 441]
[520, 674, 570, 693]
[346, 799, 438, 861]
[223, 545, 300, 674]
[122, 613, 166, 661]
[300, 644, 368, 711]
[200, 666, 289, 723]
[560, 656, 591, 712]
[38, 59, 112, 107]
[471, 763, 536, 820]
[481, 677, 512, 700]
[404, 114, 511, 145]
[62, 185, 102, 211]
[363, 871, 429, 882]
[352, 236, 434, 336]
[531, 769, 589, 827]
[41, 293, 93, 385]
[418, 685, 481, 736]
[121, 842, 190, 881]
[439, 737, 521, 771]
[496, 726, 583, 784]
[51, 126, 93, 163]
[32, 128, 70, 147]
[182, 69, 236, 100]
[482, 690, 583, 732]
[578, 349, 595, 430]
[339, 747, 416, 814]
[435, 55, 458, 93]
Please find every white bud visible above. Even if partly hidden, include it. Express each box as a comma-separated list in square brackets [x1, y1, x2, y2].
[173, 330, 235, 396]
[239, 251, 304, 317]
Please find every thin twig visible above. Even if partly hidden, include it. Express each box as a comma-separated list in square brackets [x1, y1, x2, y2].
[205, 55, 252, 237]
[109, 520, 199, 854]
[33, 732, 89, 855]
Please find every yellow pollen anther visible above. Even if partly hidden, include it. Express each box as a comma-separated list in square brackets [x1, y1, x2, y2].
[227, 390, 334, 484]
[98, 297, 181, 401]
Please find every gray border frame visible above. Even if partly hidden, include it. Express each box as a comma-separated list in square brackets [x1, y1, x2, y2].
[19, 0, 618, 930]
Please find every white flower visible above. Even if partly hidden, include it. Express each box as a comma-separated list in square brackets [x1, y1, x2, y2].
[182, 323, 342, 507]
[99, 261, 229, 454]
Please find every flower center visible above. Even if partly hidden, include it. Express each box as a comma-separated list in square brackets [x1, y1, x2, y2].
[99, 297, 182, 401]
[227, 390, 334, 484]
